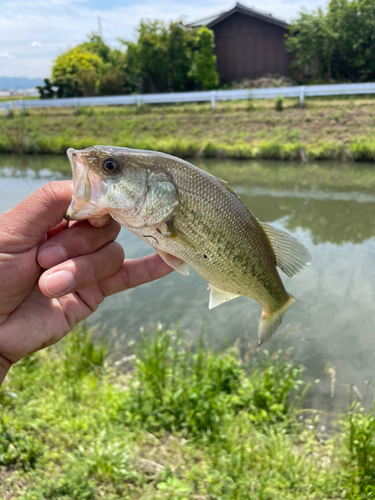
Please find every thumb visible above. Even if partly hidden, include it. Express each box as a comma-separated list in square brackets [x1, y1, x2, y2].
[0, 181, 73, 252]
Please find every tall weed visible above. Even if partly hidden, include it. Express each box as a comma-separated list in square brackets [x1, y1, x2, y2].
[121, 328, 305, 437]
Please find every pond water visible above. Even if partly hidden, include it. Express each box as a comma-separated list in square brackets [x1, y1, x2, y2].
[1, 154, 375, 413]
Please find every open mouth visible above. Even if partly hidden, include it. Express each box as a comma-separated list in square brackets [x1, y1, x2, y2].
[65, 148, 108, 220]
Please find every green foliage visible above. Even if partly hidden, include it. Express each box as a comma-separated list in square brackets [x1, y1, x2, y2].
[96, 66, 125, 96]
[5, 97, 375, 162]
[241, 350, 305, 424]
[26, 472, 96, 500]
[79, 34, 112, 63]
[156, 475, 192, 497]
[123, 21, 218, 93]
[2, 322, 375, 498]
[36, 78, 55, 99]
[275, 95, 283, 111]
[52, 47, 103, 98]
[0, 418, 42, 469]
[120, 328, 304, 436]
[62, 323, 108, 379]
[287, 0, 375, 82]
[344, 403, 375, 495]
[122, 328, 241, 436]
[191, 27, 219, 90]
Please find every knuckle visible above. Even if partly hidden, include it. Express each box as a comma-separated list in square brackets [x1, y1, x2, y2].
[38, 182, 64, 204]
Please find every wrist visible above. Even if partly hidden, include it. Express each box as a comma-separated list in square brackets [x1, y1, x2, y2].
[0, 354, 11, 386]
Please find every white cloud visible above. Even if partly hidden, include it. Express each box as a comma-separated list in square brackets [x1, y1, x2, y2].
[0, 0, 326, 78]
[0, 52, 12, 59]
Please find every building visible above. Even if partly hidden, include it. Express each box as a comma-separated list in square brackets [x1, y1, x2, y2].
[189, 2, 290, 84]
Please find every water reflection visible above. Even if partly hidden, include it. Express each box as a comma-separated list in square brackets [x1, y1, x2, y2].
[0, 154, 375, 412]
[248, 194, 375, 245]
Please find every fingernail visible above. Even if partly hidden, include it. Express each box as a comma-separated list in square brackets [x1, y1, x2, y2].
[44, 270, 74, 296]
[38, 245, 68, 268]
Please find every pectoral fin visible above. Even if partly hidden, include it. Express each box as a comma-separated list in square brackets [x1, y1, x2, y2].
[260, 222, 312, 278]
[165, 220, 200, 250]
[155, 250, 189, 276]
[208, 284, 241, 309]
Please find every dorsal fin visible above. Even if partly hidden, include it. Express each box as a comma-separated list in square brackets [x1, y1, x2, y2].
[208, 284, 241, 309]
[215, 177, 240, 197]
[260, 222, 312, 278]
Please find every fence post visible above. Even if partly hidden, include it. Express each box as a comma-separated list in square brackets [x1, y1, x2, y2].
[136, 95, 141, 109]
[211, 91, 216, 110]
[74, 99, 79, 114]
[5, 105, 9, 117]
[299, 86, 305, 108]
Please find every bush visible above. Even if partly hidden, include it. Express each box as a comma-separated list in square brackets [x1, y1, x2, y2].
[0, 418, 42, 469]
[344, 402, 375, 495]
[275, 95, 283, 111]
[120, 328, 305, 437]
[123, 328, 241, 436]
[62, 323, 108, 380]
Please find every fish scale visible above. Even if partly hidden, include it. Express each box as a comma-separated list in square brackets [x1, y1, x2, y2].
[65, 146, 311, 343]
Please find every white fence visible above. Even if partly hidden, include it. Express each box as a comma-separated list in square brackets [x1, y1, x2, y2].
[1, 82, 375, 115]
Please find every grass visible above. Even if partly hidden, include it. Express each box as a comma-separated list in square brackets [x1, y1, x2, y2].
[1, 323, 375, 499]
[2, 97, 375, 160]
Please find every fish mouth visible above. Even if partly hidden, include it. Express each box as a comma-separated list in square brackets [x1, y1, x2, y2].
[65, 148, 108, 220]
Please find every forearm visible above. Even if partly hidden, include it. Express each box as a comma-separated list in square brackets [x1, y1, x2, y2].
[0, 354, 11, 386]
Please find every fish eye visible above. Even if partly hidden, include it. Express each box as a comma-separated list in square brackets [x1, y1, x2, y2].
[102, 157, 120, 174]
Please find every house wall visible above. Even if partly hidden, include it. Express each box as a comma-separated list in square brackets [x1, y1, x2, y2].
[211, 12, 289, 83]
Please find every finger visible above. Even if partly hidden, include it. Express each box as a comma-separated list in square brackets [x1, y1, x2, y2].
[47, 219, 69, 239]
[88, 215, 112, 227]
[39, 241, 124, 298]
[37, 219, 121, 269]
[0, 181, 73, 252]
[99, 253, 174, 297]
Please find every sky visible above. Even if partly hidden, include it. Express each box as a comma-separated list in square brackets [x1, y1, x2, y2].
[0, 0, 325, 79]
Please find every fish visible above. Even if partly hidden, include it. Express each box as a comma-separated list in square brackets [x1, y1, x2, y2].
[65, 145, 311, 344]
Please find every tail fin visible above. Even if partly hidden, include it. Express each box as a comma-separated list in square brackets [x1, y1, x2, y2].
[258, 294, 296, 345]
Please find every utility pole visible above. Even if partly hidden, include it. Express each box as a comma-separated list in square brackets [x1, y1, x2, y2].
[97, 15, 103, 38]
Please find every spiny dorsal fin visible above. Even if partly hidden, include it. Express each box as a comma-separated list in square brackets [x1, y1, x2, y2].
[260, 222, 312, 278]
[215, 177, 240, 197]
[155, 249, 189, 276]
[208, 284, 241, 309]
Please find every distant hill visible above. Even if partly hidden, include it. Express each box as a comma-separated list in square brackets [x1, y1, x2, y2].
[0, 77, 44, 90]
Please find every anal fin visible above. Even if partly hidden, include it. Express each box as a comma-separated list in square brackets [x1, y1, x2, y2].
[155, 250, 189, 276]
[208, 284, 241, 309]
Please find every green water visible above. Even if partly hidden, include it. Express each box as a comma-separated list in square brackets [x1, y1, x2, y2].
[1, 154, 374, 411]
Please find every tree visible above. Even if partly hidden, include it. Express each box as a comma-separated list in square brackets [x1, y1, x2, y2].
[79, 34, 112, 63]
[36, 78, 55, 99]
[191, 27, 219, 90]
[52, 47, 103, 97]
[121, 21, 219, 93]
[38, 24, 219, 98]
[286, 0, 375, 82]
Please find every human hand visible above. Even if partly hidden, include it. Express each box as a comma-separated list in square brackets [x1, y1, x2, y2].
[0, 181, 173, 385]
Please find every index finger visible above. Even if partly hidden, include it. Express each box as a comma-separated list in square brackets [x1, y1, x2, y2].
[99, 253, 174, 297]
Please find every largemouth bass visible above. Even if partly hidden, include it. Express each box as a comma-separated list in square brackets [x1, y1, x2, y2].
[65, 146, 311, 344]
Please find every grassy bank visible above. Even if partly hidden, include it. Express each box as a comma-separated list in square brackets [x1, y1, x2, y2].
[1, 325, 375, 499]
[2, 98, 375, 161]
